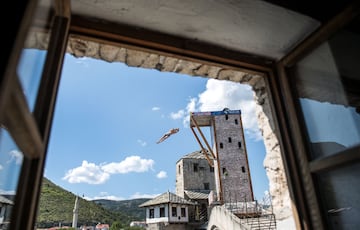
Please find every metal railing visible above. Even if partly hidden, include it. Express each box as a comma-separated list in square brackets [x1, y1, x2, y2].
[221, 190, 277, 230]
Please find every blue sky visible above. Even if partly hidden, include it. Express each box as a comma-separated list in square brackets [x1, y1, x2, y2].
[1, 50, 270, 201]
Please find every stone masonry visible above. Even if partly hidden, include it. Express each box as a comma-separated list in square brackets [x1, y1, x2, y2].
[213, 112, 253, 203]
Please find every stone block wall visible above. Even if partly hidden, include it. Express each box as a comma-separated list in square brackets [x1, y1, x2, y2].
[176, 158, 216, 196]
[214, 114, 253, 202]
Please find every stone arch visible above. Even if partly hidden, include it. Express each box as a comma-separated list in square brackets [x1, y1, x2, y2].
[25, 33, 293, 221]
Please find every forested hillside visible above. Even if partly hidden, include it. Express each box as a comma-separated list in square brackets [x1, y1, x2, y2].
[36, 177, 146, 228]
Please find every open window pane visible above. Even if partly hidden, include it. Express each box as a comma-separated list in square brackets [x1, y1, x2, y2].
[290, 15, 360, 159]
[17, 0, 54, 111]
[315, 163, 360, 230]
[17, 49, 47, 111]
[0, 127, 24, 229]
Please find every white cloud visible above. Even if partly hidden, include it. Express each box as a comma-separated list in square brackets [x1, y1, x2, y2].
[8, 150, 23, 165]
[63, 156, 155, 185]
[130, 192, 160, 199]
[101, 156, 154, 174]
[137, 139, 147, 147]
[156, 170, 167, 179]
[152, 107, 160, 111]
[75, 57, 89, 67]
[174, 79, 262, 141]
[0, 189, 16, 195]
[63, 160, 110, 184]
[0, 165, 3, 170]
[87, 192, 125, 201]
[170, 110, 185, 120]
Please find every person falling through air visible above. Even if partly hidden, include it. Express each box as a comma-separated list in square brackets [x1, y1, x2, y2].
[156, 128, 179, 144]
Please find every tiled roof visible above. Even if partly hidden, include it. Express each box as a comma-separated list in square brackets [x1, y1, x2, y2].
[181, 150, 213, 160]
[139, 192, 196, 207]
[184, 190, 210, 200]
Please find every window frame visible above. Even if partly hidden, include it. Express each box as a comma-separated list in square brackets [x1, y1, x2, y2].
[3, 1, 357, 230]
[0, 1, 71, 230]
[276, 3, 360, 229]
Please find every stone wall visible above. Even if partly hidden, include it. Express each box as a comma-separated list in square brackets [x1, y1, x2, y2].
[176, 156, 216, 196]
[214, 113, 253, 202]
[25, 34, 293, 221]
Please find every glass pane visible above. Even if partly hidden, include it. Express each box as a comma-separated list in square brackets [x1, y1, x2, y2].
[316, 163, 360, 230]
[17, 49, 47, 110]
[0, 127, 24, 229]
[291, 16, 360, 159]
[17, 0, 54, 111]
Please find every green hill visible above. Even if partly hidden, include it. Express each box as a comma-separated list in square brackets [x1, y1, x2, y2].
[93, 198, 149, 221]
[36, 177, 146, 228]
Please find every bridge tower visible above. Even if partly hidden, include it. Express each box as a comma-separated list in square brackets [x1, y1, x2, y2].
[190, 108, 254, 203]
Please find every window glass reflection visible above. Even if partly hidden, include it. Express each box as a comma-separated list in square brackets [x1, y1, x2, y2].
[291, 16, 360, 159]
[0, 127, 24, 229]
[16, 0, 53, 111]
[17, 49, 47, 110]
[316, 163, 360, 230]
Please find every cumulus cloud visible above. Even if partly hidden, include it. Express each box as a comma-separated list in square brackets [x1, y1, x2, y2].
[152, 107, 160, 111]
[87, 192, 125, 201]
[171, 79, 262, 141]
[63, 160, 110, 184]
[137, 139, 147, 147]
[130, 192, 161, 199]
[156, 170, 167, 179]
[8, 150, 23, 165]
[170, 110, 185, 120]
[101, 156, 154, 174]
[63, 156, 155, 185]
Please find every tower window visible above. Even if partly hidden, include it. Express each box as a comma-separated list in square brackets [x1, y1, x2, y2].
[194, 163, 199, 172]
[238, 142, 242, 148]
[242, 166, 246, 173]
[220, 143, 223, 148]
[225, 114, 229, 120]
[210, 166, 214, 172]
[178, 165, 181, 174]
[228, 137, 232, 143]
[204, 183, 210, 190]
[235, 119, 238, 124]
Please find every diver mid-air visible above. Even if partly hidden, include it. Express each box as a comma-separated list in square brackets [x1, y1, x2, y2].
[156, 128, 179, 144]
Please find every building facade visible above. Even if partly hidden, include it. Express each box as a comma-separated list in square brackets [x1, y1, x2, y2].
[175, 150, 216, 197]
[139, 192, 195, 230]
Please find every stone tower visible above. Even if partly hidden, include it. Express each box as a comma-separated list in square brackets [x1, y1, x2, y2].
[190, 108, 254, 203]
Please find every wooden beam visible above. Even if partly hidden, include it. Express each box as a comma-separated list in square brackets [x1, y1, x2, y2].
[190, 115, 216, 160]
[69, 14, 274, 74]
[190, 126, 214, 167]
[309, 145, 360, 172]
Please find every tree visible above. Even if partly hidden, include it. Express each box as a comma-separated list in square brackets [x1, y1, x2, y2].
[110, 221, 122, 230]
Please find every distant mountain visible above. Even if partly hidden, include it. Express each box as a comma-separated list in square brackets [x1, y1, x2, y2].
[93, 198, 150, 220]
[36, 177, 146, 228]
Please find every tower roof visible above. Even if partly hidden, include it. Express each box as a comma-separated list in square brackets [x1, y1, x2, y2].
[139, 191, 196, 207]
